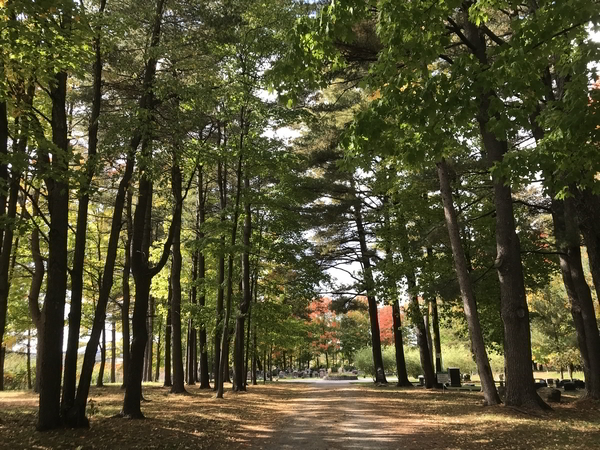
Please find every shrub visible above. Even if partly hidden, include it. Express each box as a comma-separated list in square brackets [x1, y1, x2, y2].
[354, 346, 401, 378]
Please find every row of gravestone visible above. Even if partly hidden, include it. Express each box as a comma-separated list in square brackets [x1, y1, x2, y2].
[536, 378, 585, 391]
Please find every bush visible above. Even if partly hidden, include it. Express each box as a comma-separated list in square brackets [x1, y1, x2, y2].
[354, 344, 504, 380]
[354, 346, 400, 378]
[402, 348, 422, 378]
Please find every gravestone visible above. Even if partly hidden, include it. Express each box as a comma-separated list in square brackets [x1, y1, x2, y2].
[545, 389, 561, 403]
[418, 375, 425, 386]
[448, 367, 461, 387]
[563, 382, 576, 391]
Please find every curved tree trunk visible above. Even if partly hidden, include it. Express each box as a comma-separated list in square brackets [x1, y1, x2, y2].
[437, 158, 500, 405]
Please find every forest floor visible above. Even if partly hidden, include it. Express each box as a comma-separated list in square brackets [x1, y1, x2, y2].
[0, 382, 599, 449]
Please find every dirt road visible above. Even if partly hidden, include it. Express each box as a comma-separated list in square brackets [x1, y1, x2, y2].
[257, 382, 439, 449]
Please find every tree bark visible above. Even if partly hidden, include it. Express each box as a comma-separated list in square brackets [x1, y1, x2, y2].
[234, 147, 251, 391]
[459, 17, 544, 409]
[576, 190, 600, 308]
[551, 195, 600, 398]
[122, 189, 133, 388]
[155, 317, 161, 382]
[146, 295, 155, 383]
[393, 300, 412, 387]
[111, 320, 116, 383]
[197, 170, 210, 389]
[437, 158, 500, 405]
[170, 159, 187, 394]
[164, 278, 172, 387]
[217, 151, 244, 398]
[62, 0, 106, 410]
[352, 198, 387, 384]
[37, 11, 72, 427]
[96, 325, 106, 387]
[431, 298, 442, 373]
[424, 301, 434, 369]
[0, 82, 32, 391]
[214, 153, 226, 391]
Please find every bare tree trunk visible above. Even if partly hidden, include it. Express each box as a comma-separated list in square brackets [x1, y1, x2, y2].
[111, 320, 116, 383]
[234, 143, 252, 391]
[170, 159, 187, 394]
[393, 301, 412, 387]
[97, 326, 106, 387]
[214, 152, 226, 391]
[122, 189, 133, 389]
[27, 329, 32, 389]
[352, 197, 386, 384]
[437, 158, 500, 405]
[155, 317, 161, 382]
[197, 170, 210, 389]
[431, 298, 442, 373]
[38, 9, 72, 427]
[424, 301, 434, 369]
[164, 279, 172, 387]
[26, 190, 45, 394]
[551, 195, 600, 398]
[62, 0, 105, 408]
[217, 151, 244, 398]
[0, 82, 32, 392]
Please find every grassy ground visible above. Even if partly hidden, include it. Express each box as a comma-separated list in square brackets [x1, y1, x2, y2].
[0, 382, 599, 449]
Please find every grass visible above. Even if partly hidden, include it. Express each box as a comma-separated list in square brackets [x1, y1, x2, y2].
[0, 382, 599, 449]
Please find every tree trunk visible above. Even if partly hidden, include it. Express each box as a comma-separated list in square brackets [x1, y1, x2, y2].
[431, 298, 442, 373]
[111, 320, 116, 383]
[27, 329, 32, 389]
[551, 195, 600, 398]
[244, 299, 252, 389]
[576, 190, 600, 307]
[170, 160, 187, 394]
[155, 317, 161, 382]
[214, 154, 226, 391]
[97, 326, 106, 387]
[38, 20, 72, 428]
[406, 280, 436, 389]
[164, 279, 172, 387]
[66, 0, 165, 426]
[424, 301, 434, 369]
[196, 170, 210, 389]
[459, 15, 544, 410]
[393, 301, 412, 386]
[352, 199, 387, 384]
[146, 295, 155, 383]
[26, 191, 45, 394]
[0, 82, 32, 392]
[234, 162, 251, 392]
[62, 0, 105, 407]
[437, 158, 500, 405]
[122, 189, 133, 389]
[217, 151, 244, 398]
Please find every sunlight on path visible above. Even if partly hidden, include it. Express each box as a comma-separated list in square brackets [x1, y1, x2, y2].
[257, 383, 437, 450]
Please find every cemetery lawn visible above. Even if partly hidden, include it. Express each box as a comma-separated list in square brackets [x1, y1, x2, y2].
[0, 382, 599, 449]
